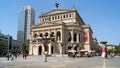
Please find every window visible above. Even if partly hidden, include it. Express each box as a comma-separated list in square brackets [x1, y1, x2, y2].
[58, 15, 59, 19]
[55, 16, 57, 19]
[63, 15, 65, 18]
[39, 33, 43, 37]
[45, 17, 47, 21]
[52, 17, 54, 20]
[34, 33, 37, 38]
[47, 16, 51, 21]
[42, 18, 44, 22]
[69, 13, 71, 17]
[66, 14, 68, 18]
[67, 32, 71, 41]
[44, 32, 48, 37]
[74, 33, 77, 42]
[56, 31, 61, 41]
[50, 32, 54, 37]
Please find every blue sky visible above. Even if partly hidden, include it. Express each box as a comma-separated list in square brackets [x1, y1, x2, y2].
[0, 0, 120, 45]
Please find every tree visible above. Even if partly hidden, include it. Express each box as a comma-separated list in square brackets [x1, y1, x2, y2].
[22, 39, 30, 53]
[107, 48, 114, 54]
[114, 43, 120, 54]
[96, 45, 102, 53]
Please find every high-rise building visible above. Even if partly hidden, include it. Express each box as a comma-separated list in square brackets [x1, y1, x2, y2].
[17, 6, 35, 43]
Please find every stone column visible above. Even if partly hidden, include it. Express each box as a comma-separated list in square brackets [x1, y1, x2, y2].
[29, 44, 32, 55]
[48, 43, 51, 55]
[61, 30, 63, 42]
[55, 29, 57, 41]
[42, 44, 45, 55]
[59, 43, 62, 55]
[77, 33, 79, 43]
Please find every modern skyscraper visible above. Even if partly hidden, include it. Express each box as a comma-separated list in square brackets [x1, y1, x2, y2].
[17, 6, 35, 43]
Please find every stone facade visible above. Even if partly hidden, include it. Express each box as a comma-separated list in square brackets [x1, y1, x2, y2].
[29, 8, 97, 55]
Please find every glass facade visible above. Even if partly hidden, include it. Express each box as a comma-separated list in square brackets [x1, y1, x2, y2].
[17, 10, 26, 43]
[17, 6, 35, 43]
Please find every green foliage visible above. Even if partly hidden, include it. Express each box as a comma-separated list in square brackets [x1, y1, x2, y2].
[22, 39, 30, 53]
[96, 45, 102, 53]
[114, 43, 120, 54]
[107, 48, 114, 54]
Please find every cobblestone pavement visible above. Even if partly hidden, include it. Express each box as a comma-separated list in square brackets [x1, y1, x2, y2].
[0, 55, 120, 68]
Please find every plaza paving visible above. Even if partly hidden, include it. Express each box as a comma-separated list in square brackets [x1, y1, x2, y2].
[0, 55, 120, 68]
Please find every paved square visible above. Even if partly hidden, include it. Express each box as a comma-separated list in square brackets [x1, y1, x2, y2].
[0, 56, 120, 68]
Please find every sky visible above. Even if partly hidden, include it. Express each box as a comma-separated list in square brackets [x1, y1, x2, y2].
[0, 0, 120, 45]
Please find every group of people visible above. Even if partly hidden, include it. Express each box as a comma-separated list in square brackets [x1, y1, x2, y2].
[6, 52, 27, 61]
[6, 53, 17, 61]
[22, 53, 27, 59]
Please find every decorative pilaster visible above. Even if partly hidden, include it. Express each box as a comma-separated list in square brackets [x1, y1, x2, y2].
[48, 43, 51, 55]
[77, 33, 79, 43]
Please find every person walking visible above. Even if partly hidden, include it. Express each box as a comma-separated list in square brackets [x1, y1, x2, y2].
[6, 53, 10, 61]
[11, 54, 14, 61]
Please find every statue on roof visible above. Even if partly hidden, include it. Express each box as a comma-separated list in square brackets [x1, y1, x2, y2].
[55, 3, 59, 8]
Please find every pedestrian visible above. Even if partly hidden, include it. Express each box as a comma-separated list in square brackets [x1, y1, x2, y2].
[23, 53, 27, 59]
[11, 54, 14, 61]
[6, 53, 11, 61]
[14, 54, 17, 59]
[24, 53, 27, 60]
[22, 53, 25, 59]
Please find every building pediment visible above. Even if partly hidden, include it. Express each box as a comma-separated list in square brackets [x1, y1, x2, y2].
[39, 8, 76, 17]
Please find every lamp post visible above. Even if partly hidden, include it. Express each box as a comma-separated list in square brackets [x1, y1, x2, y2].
[42, 36, 51, 62]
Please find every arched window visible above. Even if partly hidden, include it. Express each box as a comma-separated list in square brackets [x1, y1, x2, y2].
[50, 32, 54, 37]
[58, 15, 59, 19]
[44, 32, 48, 37]
[66, 14, 68, 18]
[56, 31, 61, 41]
[67, 32, 71, 41]
[34, 33, 37, 38]
[39, 33, 43, 37]
[74, 33, 77, 42]
[63, 15, 65, 18]
[69, 13, 71, 17]
[52, 17, 54, 20]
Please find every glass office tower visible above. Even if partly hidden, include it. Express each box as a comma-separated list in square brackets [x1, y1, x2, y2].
[17, 6, 35, 43]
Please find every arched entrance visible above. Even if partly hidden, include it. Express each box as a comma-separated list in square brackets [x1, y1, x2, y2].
[51, 46, 54, 54]
[39, 46, 42, 55]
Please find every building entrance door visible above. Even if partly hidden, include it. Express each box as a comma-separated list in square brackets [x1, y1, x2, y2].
[39, 46, 42, 55]
[51, 46, 54, 54]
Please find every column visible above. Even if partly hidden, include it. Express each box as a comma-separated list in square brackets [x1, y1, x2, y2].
[42, 44, 45, 55]
[29, 44, 32, 55]
[59, 43, 62, 55]
[61, 30, 63, 42]
[48, 43, 51, 55]
[77, 33, 79, 43]
[55, 29, 57, 41]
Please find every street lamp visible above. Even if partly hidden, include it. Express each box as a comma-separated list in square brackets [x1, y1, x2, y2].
[42, 36, 51, 62]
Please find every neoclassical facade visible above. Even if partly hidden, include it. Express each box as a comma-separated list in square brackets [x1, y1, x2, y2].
[29, 7, 97, 55]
